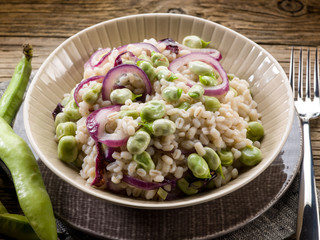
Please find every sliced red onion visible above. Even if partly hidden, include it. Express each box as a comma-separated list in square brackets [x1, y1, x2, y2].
[169, 52, 229, 96]
[122, 175, 177, 190]
[159, 38, 179, 54]
[116, 42, 159, 55]
[114, 51, 140, 67]
[84, 48, 111, 70]
[73, 75, 104, 107]
[101, 64, 152, 101]
[178, 44, 222, 61]
[86, 105, 129, 147]
[91, 142, 107, 187]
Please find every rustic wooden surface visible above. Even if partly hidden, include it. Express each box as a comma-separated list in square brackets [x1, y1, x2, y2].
[0, 0, 320, 237]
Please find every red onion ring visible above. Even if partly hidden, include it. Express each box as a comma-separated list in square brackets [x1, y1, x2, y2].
[114, 51, 140, 67]
[84, 48, 111, 70]
[169, 52, 229, 96]
[86, 105, 129, 147]
[101, 64, 152, 101]
[122, 175, 177, 190]
[73, 75, 104, 107]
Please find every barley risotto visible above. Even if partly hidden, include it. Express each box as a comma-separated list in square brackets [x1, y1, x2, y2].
[52, 35, 264, 200]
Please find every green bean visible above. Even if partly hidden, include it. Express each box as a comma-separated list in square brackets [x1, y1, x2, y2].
[182, 35, 210, 48]
[0, 44, 32, 126]
[0, 201, 7, 214]
[56, 121, 77, 141]
[162, 86, 183, 103]
[188, 84, 204, 99]
[203, 96, 221, 112]
[133, 151, 155, 173]
[82, 83, 102, 105]
[199, 75, 218, 86]
[240, 145, 262, 166]
[188, 61, 214, 76]
[156, 69, 178, 82]
[137, 60, 157, 82]
[177, 178, 198, 195]
[217, 149, 234, 166]
[64, 99, 82, 121]
[110, 88, 134, 105]
[58, 135, 78, 163]
[187, 153, 211, 179]
[54, 112, 69, 128]
[140, 100, 165, 122]
[119, 110, 140, 119]
[127, 130, 151, 154]
[151, 52, 169, 67]
[202, 147, 221, 171]
[246, 121, 264, 141]
[0, 213, 40, 240]
[152, 119, 176, 136]
[0, 117, 57, 240]
[177, 101, 191, 111]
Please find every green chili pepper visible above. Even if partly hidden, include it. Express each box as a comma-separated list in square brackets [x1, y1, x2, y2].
[0, 213, 40, 240]
[0, 117, 57, 240]
[0, 44, 32, 126]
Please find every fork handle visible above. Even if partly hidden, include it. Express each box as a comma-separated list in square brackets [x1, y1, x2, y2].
[297, 120, 320, 240]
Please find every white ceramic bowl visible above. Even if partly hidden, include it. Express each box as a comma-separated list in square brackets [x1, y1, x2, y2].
[23, 13, 294, 209]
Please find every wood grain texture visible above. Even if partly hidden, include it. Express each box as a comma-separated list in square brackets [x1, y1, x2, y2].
[0, 0, 320, 225]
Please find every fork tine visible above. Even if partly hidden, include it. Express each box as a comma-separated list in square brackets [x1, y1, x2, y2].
[306, 49, 311, 100]
[314, 48, 319, 99]
[289, 47, 295, 98]
[298, 48, 303, 100]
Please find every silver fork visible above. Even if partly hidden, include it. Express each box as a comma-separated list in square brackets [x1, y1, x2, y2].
[290, 48, 320, 240]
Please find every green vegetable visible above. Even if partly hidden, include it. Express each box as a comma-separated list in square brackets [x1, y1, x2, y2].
[188, 84, 204, 99]
[187, 153, 211, 179]
[56, 121, 77, 141]
[0, 213, 40, 240]
[202, 147, 221, 171]
[137, 61, 157, 82]
[229, 87, 238, 97]
[0, 44, 32, 125]
[227, 74, 235, 81]
[0, 117, 57, 240]
[58, 135, 78, 163]
[152, 119, 176, 136]
[188, 61, 214, 76]
[54, 112, 69, 128]
[110, 88, 137, 105]
[177, 178, 198, 195]
[64, 99, 82, 121]
[133, 151, 155, 172]
[240, 145, 262, 166]
[82, 82, 102, 105]
[151, 52, 169, 67]
[217, 149, 234, 166]
[119, 110, 140, 119]
[177, 101, 191, 111]
[199, 75, 218, 86]
[140, 100, 165, 122]
[61, 88, 75, 107]
[246, 121, 264, 142]
[203, 96, 221, 112]
[156, 69, 178, 82]
[157, 187, 168, 200]
[127, 130, 151, 154]
[162, 86, 183, 103]
[182, 35, 210, 48]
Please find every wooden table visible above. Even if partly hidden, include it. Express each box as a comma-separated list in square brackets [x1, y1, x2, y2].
[1, 0, 320, 237]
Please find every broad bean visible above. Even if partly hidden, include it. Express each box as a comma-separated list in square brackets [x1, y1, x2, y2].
[162, 86, 182, 103]
[58, 135, 78, 163]
[156, 69, 178, 82]
[133, 151, 155, 172]
[127, 130, 151, 154]
[188, 84, 204, 99]
[182, 35, 210, 48]
[199, 75, 218, 86]
[177, 178, 198, 195]
[187, 153, 211, 179]
[240, 145, 262, 166]
[110, 88, 133, 105]
[82, 83, 102, 105]
[56, 121, 77, 141]
[151, 52, 169, 67]
[202, 147, 221, 171]
[140, 100, 165, 122]
[177, 101, 191, 111]
[152, 119, 176, 136]
[64, 99, 82, 121]
[119, 110, 140, 119]
[203, 96, 221, 112]
[54, 112, 69, 128]
[217, 149, 234, 166]
[247, 121, 264, 141]
[137, 60, 157, 82]
[188, 61, 214, 76]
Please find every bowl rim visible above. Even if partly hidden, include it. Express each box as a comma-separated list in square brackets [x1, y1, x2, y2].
[23, 13, 295, 209]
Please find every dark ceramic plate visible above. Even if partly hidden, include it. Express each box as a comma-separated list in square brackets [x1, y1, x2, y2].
[13, 103, 302, 240]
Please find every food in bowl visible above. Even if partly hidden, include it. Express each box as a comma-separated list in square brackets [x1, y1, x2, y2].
[52, 35, 264, 200]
